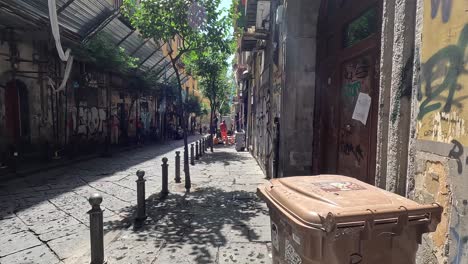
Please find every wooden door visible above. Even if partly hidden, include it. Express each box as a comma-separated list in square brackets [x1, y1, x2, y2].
[314, 0, 382, 184]
[337, 51, 379, 182]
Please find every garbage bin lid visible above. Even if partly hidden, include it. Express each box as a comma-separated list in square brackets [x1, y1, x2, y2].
[258, 175, 442, 231]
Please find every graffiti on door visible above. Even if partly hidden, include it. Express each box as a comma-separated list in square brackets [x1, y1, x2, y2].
[342, 59, 370, 98]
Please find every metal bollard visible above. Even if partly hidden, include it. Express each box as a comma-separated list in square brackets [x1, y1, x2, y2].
[195, 141, 200, 160]
[135, 170, 146, 222]
[210, 135, 214, 152]
[183, 149, 187, 172]
[200, 139, 204, 157]
[175, 151, 181, 183]
[203, 138, 206, 153]
[190, 144, 195, 165]
[161, 157, 169, 197]
[199, 140, 202, 158]
[200, 140, 203, 155]
[88, 193, 104, 264]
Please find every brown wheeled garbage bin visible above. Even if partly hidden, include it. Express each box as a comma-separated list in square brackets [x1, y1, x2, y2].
[257, 175, 442, 264]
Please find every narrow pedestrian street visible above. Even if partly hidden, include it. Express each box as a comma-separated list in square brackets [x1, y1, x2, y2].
[0, 137, 271, 264]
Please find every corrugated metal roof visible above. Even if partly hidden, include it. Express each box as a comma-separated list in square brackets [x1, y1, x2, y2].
[1, 0, 192, 86]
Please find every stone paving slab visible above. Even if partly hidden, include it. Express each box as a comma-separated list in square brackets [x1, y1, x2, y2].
[0, 245, 62, 264]
[218, 242, 270, 264]
[0, 231, 42, 257]
[0, 138, 272, 264]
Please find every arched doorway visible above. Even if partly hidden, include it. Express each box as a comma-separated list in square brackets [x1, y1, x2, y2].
[5, 79, 30, 145]
[314, 0, 383, 184]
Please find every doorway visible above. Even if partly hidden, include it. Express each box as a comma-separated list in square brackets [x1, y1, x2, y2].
[314, 0, 382, 184]
[5, 79, 30, 145]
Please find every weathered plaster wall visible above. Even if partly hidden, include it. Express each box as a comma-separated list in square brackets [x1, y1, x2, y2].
[376, 0, 416, 195]
[375, 0, 396, 189]
[0, 35, 158, 159]
[279, 0, 319, 177]
[0, 41, 7, 150]
[411, 0, 468, 263]
[0, 38, 55, 152]
[417, 0, 468, 144]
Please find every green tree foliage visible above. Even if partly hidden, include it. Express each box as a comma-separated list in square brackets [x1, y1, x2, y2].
[75, 33, 139, 73]
[122, 0, 232, 186]
[184, 95, 202, 116]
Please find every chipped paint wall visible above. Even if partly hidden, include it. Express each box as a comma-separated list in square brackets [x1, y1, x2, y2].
[410, 0, 468, 263]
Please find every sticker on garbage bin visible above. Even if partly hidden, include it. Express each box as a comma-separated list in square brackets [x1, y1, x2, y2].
[285, 239, 302, 264]
[313, 181, 365, 192]
[271, 222, 279, 250]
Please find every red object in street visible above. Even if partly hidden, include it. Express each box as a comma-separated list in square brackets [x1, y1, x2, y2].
[220, 121, 228, 143]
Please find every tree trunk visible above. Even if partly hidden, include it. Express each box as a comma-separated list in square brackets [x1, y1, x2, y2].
[169, 55, 190, 192]
[209, 105, 214, 153]
[209, 79, 217, 152]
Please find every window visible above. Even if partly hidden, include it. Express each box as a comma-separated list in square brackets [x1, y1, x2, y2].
[343, 7, 378, 48]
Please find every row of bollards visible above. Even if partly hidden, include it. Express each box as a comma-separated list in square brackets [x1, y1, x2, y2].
[87, 136, 211, 264]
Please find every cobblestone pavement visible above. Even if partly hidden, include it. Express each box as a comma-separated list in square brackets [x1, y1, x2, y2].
[0, 136, 271, 264]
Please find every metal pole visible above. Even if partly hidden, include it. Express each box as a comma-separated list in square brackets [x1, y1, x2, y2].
[135, 170, 146, 222]
[183, 149, 186, 172]
[190, 144, 195, 165]
[175, 151, 181, 183]
[201, 138, 204, 155]
[88, 193, 104, 264]
[161, 157, 169, 197]
[200, 139, 204, 157]
[210, 135, 214, 152]
[195, 141, 200, 160]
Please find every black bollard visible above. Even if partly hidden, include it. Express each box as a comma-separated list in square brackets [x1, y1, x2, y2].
[175, 151, 181, 183]
[135, 170, 146, 222]
[161, 157, 169, 197]
[210, 135, 214, 152]
[88, 193, 104, 264]
[203, 138, 206, 154]
[195, 141, 200, 160]
[190, 144, 195, 166]
[200, 139, 204, 157]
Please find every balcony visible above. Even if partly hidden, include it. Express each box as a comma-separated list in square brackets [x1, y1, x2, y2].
[240, 0, 270, 51]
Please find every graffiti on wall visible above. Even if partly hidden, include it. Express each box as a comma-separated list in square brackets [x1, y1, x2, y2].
[447, 139, 468, 175]
[418, 0, 468, 145]
[70, 103, 107, 140]
[450, 200, 468, 264]
[431, 0, 452, 23]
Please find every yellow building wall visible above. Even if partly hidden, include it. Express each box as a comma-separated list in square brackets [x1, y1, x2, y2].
[417, 0, 468, 145]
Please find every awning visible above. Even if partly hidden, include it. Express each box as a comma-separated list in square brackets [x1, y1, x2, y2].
[0, 0, 181, 84]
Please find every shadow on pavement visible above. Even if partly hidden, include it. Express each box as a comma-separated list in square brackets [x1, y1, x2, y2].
[103, 186, 268, 263]
[198, 145, 251, 166]
[0, 136, 202, 219]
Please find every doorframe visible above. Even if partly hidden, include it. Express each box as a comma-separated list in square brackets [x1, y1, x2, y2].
[313, 0, 383, 183]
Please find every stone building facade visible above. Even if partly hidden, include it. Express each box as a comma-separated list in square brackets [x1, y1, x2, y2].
[0, 0, 200, 174]
[234, 0, 468, 262]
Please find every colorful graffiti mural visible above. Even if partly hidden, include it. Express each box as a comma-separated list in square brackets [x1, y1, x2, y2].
[417, 0, 468, 145]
